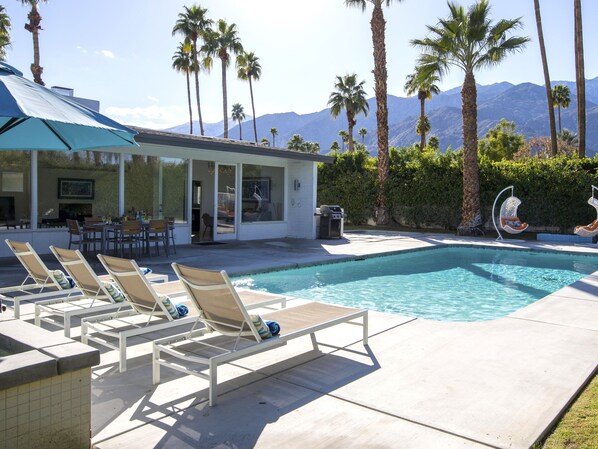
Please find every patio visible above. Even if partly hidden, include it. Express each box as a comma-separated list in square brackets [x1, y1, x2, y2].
[1, 232, 597, 449]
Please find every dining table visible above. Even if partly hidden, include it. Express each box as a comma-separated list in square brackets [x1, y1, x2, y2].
[85, 221, 169, 256]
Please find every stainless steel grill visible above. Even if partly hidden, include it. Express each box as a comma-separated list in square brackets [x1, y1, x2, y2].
[315, 205, 345, 239]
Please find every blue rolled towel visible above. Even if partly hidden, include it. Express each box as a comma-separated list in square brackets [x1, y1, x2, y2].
[140, 267, 153, 275]
[266, 320, 280, 336]
[66, 276, 76, 289]
[176, 304, 189, 317]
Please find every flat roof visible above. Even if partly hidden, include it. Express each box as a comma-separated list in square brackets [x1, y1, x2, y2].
[133, 127, 333, 163]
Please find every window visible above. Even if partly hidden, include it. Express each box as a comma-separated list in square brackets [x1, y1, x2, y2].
[241, 164, 284, 222]
[0, 151, 30, 228]
[124, 155, 187, 222]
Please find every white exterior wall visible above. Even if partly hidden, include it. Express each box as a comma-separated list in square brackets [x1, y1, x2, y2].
[286, 161, 318, 239]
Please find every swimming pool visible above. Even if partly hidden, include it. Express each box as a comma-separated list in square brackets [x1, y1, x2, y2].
[233, 246, 598, 321]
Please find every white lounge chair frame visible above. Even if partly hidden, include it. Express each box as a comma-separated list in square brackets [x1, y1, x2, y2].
[0, 240, 81, 318]
[35, 246, 169, 337]
[574, 185, 598, 238]
[492, 186, 529, 240]
[81, 254, 195, 372]
[152, 263, 368, 406]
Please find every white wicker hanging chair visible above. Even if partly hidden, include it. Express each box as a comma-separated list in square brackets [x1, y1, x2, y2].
[574, 185, 598, 237]
[492, 186, 529, 240]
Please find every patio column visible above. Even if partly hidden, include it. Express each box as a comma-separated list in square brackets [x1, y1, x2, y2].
[119, 153, 125, 216]
[31, 150, 37, 230]
[187, 159, 192, 225]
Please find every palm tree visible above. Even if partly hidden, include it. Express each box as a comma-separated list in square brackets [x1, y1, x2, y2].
[338, 130, 349, 151]
[404, 69, 440, 150]
[551, 84, 571, 134]
[172, 5, 213, 136]
[172, 41, 194, 134]
[0, 6, 11, 61]
[328, 74, 369, 153]
[416, 115, 431, 145]
[231, 103, 245, 140]
[412, 0, 529, 234]
[359, 127, 368, 143]
[574, 0, 585, 158]
[270, 127, 278, 147]
[19, 0, 47, 85]
[345, 0, 404, 225]
[202, 19, 244, 139]
[237, 51, 262, 143]
[533, 0, 558, 157]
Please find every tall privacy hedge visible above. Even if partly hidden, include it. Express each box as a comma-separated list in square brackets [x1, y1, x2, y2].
[317, 148, 598, 232]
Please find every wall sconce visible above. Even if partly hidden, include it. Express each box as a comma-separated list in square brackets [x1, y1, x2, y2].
[293, 179, 301, 191]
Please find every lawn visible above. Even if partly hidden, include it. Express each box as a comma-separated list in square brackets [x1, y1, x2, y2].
[538, 373, 598, 449]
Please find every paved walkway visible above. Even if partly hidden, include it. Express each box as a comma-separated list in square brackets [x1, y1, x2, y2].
[1, 232, 597, 449]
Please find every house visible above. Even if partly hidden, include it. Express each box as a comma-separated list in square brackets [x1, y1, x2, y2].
[0, 127, 332, 257]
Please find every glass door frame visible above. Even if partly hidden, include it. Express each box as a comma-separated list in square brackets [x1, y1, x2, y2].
[213, 162, 238, 241]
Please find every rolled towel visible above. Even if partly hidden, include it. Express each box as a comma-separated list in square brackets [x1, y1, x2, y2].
[266, 320, 280, 336]
[176, 304, 189, 317]
[139, 267, 153, 275]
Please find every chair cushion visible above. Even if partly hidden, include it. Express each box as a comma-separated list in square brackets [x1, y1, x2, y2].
[159, 295, 180, 319]
[52, 270, 75, 290]
[102, 282, 126, 303]
[251, 314, 272, 339]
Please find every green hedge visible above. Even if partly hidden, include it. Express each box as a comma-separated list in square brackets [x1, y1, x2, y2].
[318, 148, 598, 232]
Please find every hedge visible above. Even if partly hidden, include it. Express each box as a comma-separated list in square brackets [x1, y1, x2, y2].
[317, 148, 598, 233]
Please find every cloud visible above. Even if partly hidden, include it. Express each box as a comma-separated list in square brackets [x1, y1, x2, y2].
[76, 46, 88, 54]
[104, 104, 187, 130]
[147, 96, 159, 103]
[98, 50, 115, 59]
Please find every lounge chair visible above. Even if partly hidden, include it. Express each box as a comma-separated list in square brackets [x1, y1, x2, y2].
[81, 254, 197, 372]
[0, 240, 80, 318]
[152, 263, 368, 406]
[574, 185, 598, 238]
[34, 246, 166, 337]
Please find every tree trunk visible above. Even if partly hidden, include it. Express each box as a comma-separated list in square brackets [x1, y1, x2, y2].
[249, 77, 257, 142]
[557, 105, 562, 134]
[186, 71, 193, 134]
[457, 71, 482, 235]
[347, 113, 356, 153]
[272, 133, 276, 147]
[239, 121, 242, 140]
[221, 57, 228, 138]
[419, 94, 426, 150]
[574, 0, 586, 157]
[27, 4, 44, 85]
[534, 0, 557, 156]
[371, 1, 389, 225]
[192, 40, 204, 136]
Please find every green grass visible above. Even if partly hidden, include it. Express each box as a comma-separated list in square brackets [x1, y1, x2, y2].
[536, 374, 598, 449]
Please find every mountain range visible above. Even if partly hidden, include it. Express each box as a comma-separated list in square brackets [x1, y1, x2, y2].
[166, 77, 598, 156]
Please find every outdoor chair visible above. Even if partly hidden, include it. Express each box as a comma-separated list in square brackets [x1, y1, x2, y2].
[81, 254, 197, 372]
[145, 219, 169, 256]
[201, 213, 213, 240]
[166, 217, 176, 255]
[116, 220, 143, 258]
[152, 263, 368, 406]
[574, 185, 598, 238]
[492, 186, 529, 240]
[35, 246, 168, 337]
[67, 218, 101, 254]
[0, 240, 80, 318]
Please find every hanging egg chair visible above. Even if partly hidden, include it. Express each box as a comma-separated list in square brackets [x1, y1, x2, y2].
[492, 186, 529, 240]
[574, 185, 598, 237]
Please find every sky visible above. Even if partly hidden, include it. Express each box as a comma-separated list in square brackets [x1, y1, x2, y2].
[2, 0, 597, 132]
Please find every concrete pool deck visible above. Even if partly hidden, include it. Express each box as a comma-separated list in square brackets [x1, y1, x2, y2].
[0, 231, 597, 449]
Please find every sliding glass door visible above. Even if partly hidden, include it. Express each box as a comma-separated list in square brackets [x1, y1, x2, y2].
[214, 163, 237, 240]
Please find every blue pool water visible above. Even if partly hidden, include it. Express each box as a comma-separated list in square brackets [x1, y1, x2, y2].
[233, 247, 598, 322]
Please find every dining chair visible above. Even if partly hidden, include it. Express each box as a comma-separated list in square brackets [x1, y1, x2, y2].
[165, 217, 176, 255]
[66, 219, 100, 255]
[117, 220, 143, 258]
[145, 219, 168, 256]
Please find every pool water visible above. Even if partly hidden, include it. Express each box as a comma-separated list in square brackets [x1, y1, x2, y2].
[233, 247, 598, 321]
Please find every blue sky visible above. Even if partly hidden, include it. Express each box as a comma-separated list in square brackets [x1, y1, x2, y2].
[2, 0, 596, 132]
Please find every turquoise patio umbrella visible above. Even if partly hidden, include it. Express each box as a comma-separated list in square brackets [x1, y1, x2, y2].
[0, 62, 138, 151]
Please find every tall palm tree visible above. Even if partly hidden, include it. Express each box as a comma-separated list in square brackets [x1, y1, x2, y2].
[270, 127, 278, 147]
[231, 103, 245, 140]
[172, 41, 194, 135]
[359, 127, 368, 143]
[574, 0, 585, 158]
[237, 51, 262, 143]
[172, 5, 213, 136]
[338, 130, 349, 151]
[533, 0, 558, 157]
[412, 0, 529, 234]
[552, 84, 571, 134]
[416, 115, 431, 144]
[19, 0, 47, 85]
[404, 69, 440, 150]
[202, 19, 244, 139]
[0, 6, 11, 61]
[328, 74, 369, 153]
[345, 0, 403, 225]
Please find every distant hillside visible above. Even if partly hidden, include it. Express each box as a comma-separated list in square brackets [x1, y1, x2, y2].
[165, 77, 598, 156]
